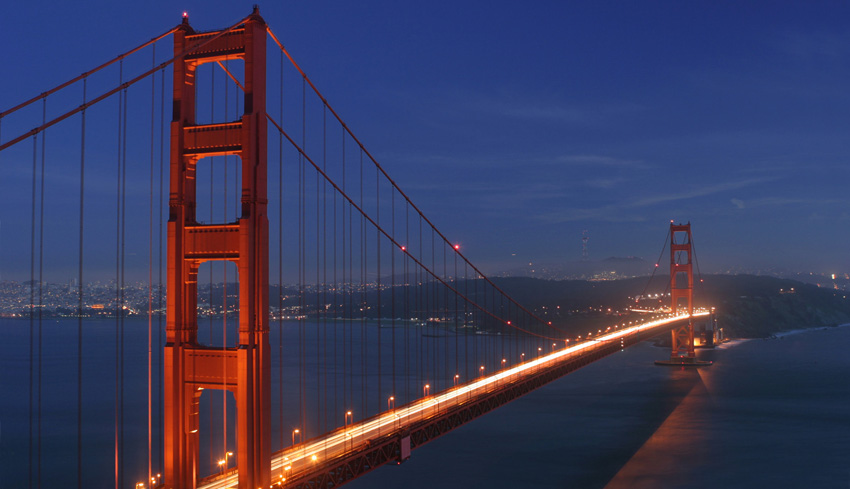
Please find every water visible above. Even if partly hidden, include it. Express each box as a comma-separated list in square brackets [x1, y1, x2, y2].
[0, 315, 526, 488]
[2, 320, 848, 488]
[345, 325, 850, 489]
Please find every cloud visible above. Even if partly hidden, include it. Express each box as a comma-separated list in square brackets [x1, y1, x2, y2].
[746, 197, 845, 207]
[493, 104, 587, 123]
[731, 198, 745, 209]
[629, 177, 774, 208]
[552, 154, 649, 169]
[584, 177, 625, 190]
[537, 177, 773, 224]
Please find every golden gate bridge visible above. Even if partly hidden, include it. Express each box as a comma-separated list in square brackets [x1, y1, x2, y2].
[0, 8, 713, 489]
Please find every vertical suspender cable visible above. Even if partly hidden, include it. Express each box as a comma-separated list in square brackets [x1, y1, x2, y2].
[38, 99, 46, 489]
[299, 76, 307, 438]
[431, 228, 436, 385]
[454, 246, 458, 378]
[443, 242, 448, 387]
[359, 148, 365, 417]
[223, 52, 230, 460]
[418, 216, 422, 393]
[464, 261, 469, 381]
[391, 187, 396, 402]
[315, 99, 321, 432]
[29, 133, 36, 489]
[404, 203, 409, 402]
[341, 128, 347, 420]
[376, 163, 381, 412]
[320, 103, 326, 433]
[333, 123, 339, 429]
[157, 64, 165, 475]
[114, 61, 123, 489]
[147, 46, 155, 489]
[209, 60, 216, 472]
[78, 76, 87, 489]
[278, 46, 284, 454]
[120, 78, 129, 488]
[323, 104, 329, 434]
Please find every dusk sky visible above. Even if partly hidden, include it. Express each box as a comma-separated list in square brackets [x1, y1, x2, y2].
[1, 1, 848, 280]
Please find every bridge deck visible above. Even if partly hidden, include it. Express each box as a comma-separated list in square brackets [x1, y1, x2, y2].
[198, 312, 708, 489]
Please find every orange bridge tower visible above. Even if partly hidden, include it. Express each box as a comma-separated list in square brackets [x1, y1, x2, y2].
[164, 8, 270, 489]
[656, 221, 711, 367]
[669, 222, 695, 360]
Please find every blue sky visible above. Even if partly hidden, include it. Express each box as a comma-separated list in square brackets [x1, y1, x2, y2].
[1, 1, 848, 280]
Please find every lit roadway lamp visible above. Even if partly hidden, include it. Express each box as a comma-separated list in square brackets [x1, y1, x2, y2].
[217, 451, 234, 472]
[479, 365, 485, 378]
[292, 428, 301, 446]
[521, 352, 525, 362]
[501, 358, 507, 369]
[453, 374, 460, 386]
[388, 396, 395, 411]
[148, 474, 161, 487]
[343, 410, 354, 451]
[423, 384, 430, 397]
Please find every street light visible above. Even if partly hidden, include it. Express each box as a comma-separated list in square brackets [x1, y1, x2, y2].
[537, 346, 542, 357]
[219, 451, 234, 471]
[423, 384, 430, 397]
[453, 374, 460, 386]
[501, 358, 506, 369]
[388, 396, 395, 411]
[292, 428, 301, 446]
[521, 353, 525, 362]
[479, 365, 485, 378]
[345, 410, 353, 427]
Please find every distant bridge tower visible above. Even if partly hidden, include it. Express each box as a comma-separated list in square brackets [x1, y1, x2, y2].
[164, 8, 270, 489]
[668, 222, 695, 360]
[655, 221, 711, 366]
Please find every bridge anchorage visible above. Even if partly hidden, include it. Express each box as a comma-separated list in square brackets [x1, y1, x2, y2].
[655, 222, 713, 367]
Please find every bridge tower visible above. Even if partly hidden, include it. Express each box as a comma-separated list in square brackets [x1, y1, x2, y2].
[668, 222, 695, 360]
[164, 8, 270, 489]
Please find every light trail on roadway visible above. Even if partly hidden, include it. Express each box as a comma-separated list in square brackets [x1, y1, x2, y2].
[199, 311, 709, 489]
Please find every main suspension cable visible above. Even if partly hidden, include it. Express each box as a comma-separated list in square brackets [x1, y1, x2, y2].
[0, 27, 178, 119]
[0, 14, 252, 153]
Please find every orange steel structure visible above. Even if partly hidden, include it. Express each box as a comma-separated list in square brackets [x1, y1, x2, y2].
[669, 222, 695, 360]
[164, 9, 270, 489]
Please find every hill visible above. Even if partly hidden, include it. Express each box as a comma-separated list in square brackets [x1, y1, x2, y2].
[490, 275, 850, 338]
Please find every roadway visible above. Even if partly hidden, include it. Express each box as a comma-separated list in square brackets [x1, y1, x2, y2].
[199, 311, 709, 489]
